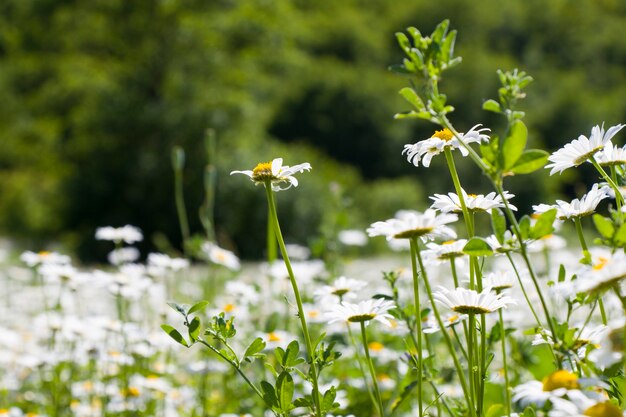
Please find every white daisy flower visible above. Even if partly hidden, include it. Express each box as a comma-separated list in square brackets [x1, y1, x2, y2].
[430, 188, 516, 213]
[550, 397, 624, 417]
[433, 286, 515, 315]
[485, 231, 521, 254]
[230, 158, 311, 192]
[367, 209, 457, 241]
[201, 242, 241, 271]
[597, 141, 626, 167]
[512, 370, 578, 408]
[588, 318, 624, 370]
[337, 229, 368, 247]
[107, 247, 140, 265]
[483, 271, 515, 292]
[422, 312, 468, 334]
[545, 123, 625, 175]
[95, 225, 143, 244]
[314, 276, 368, 301]
[20, 250, 71, 267]
[576, 251, 626, 294]
[533, 184, 611, 220]
[422, 239, 468, 264]
[326, 298, 396, 327]
[403, 125, 490, 167]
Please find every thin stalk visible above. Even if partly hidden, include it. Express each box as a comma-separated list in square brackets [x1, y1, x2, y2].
[265, 183, 322, 417]
[573, 217, 592, 264]
[468, 312, 476, 406]
[267, 211, 277, 264]
[347, 324, 377, 408]
[415, 243, 476, 417]
[172, 147, 190, 251]
[497, 307, 512, 416]
[410, 237, 425, 417]
[589, 156, 625, 210]
[360, 322, 385, 417]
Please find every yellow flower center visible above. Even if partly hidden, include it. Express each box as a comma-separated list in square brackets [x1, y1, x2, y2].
[467, 194, 477, 198]
[583, 402, 622, 417]
[432, 128, 454, 141]
[393, 227, 434, 239]
[252, 161, 274, 181]
[542, 370, 579, 391]
[368, 341, 384, 352]
[268, 332, 281, 342]
[443, 240, 456, 245]
[223, 303, 235, 313]
[124, 387, 141, 397]
[593, 256, 609, 271]
[38, 251, 50, 256]
[447, 315, 459, 323]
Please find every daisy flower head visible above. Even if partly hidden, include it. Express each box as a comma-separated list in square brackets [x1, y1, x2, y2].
[230, 158, 311, 192]
[326, 298, 396, 327]
[430, 188, 517, 213]
[597, 141, 626, 167]
[201, 242, 241, 271]
[483, 270, 515, 292]
[533, 184, 611, 220]
[422, 239, 468, 264]
[576, 251, 626, 294]
[403, 124, 490, 167]
[367, 209, 457, 242]
[95, 225, 143, 244]
[314, 276, 368, 302]
[433, 286, 515, 315]
[545, 123, 625, 175]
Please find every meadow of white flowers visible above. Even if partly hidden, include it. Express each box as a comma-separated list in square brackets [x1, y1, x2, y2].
[1, 20, 625, 417]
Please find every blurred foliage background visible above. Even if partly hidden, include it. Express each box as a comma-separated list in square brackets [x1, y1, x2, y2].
[1, 0, 625, 260]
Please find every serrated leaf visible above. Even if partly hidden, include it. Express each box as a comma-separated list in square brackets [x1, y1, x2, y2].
[491, 208, 506, 244]
[276, 371, 294, 411]
[187, 300, 209, 315]
[463, 237, 494, 257]
[244, 337, 266, 359]
[593, 214, 615, 239]
[508, 149, 549, 174]
[161, 324, 189, 347]
[188, 316, 201, 343]
[399, 87, 425, 111]
[531, 208, 556, 239]
[503, 120, 528, 169]
[482, 99, 501, 113]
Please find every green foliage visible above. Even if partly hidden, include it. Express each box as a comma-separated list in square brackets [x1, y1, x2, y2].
[1, 0, 625, 257]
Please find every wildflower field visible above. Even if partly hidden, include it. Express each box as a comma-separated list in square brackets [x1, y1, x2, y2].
[3, 19, 626, 417]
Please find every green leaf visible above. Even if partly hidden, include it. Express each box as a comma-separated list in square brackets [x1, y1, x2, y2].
[322, 386, 337, 413]
[293, 397, 312, 408]
[615, 223, 626, 246]
[593, 214, 615, 239]
[485, 404, 504, 417]
[503, 120, 528, 169]
[261, 381, 278, 409]
[395, 32, 411, 53]
[187, 300, 209, 315]
[399, 87, 425, 111]
[530, 208, 556, 239]
[283, 340, 304, 367]
[244, 337, 266, 360]
[482, 99, 501, 113]
[276, 371, 295, 411]
[188, 316, 201, 343]
[519, 215, 531, 240]
[161, 324, 189, 347]
[440, 29, 457, 64]
[391, 380, 417, 412]
[558, 264, 566, 283]
[508, 149, 549, 174]
[463, 237, 493, 257]
[167, 302, 187, 316]
[491, 208, 506, 244]
[431, 19, 449, 45]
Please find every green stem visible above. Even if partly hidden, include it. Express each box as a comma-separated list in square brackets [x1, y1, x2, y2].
[589, 156, 624, 210]
[410, 237, 424, 417]
[574, 217, 592, 264]
[172, 147, 190, 251]
[415, 242, 476, 417]
[347, 324, 377, 408]
[497, 307, 511, 417]
[264, 182, 322, 417]
[360, 322, 385, 417]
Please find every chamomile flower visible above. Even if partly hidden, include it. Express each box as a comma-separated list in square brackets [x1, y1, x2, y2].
[95, 225, 143, 244]
[230, 158, 311, 192]
[550, 397, 624, 417]
[597, 141, 626, 167]
[403, 125, 490, 167]
[422, 239, 468, 264]
[512, 370, 579, 408]
[545, 123, 625, 175]
[483, 271, 515, 292]
[533, 184, 611, 220]
[588, 318, 624, 370]
[576, 251, 626, 294]
[430, 188, 516, 213]
[367, 209, 457, 241]
[326, 298, 396, 327]
[433, 286, 515, 315]
[314, 276, 368, 302]
[201, 242, 241, 271]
